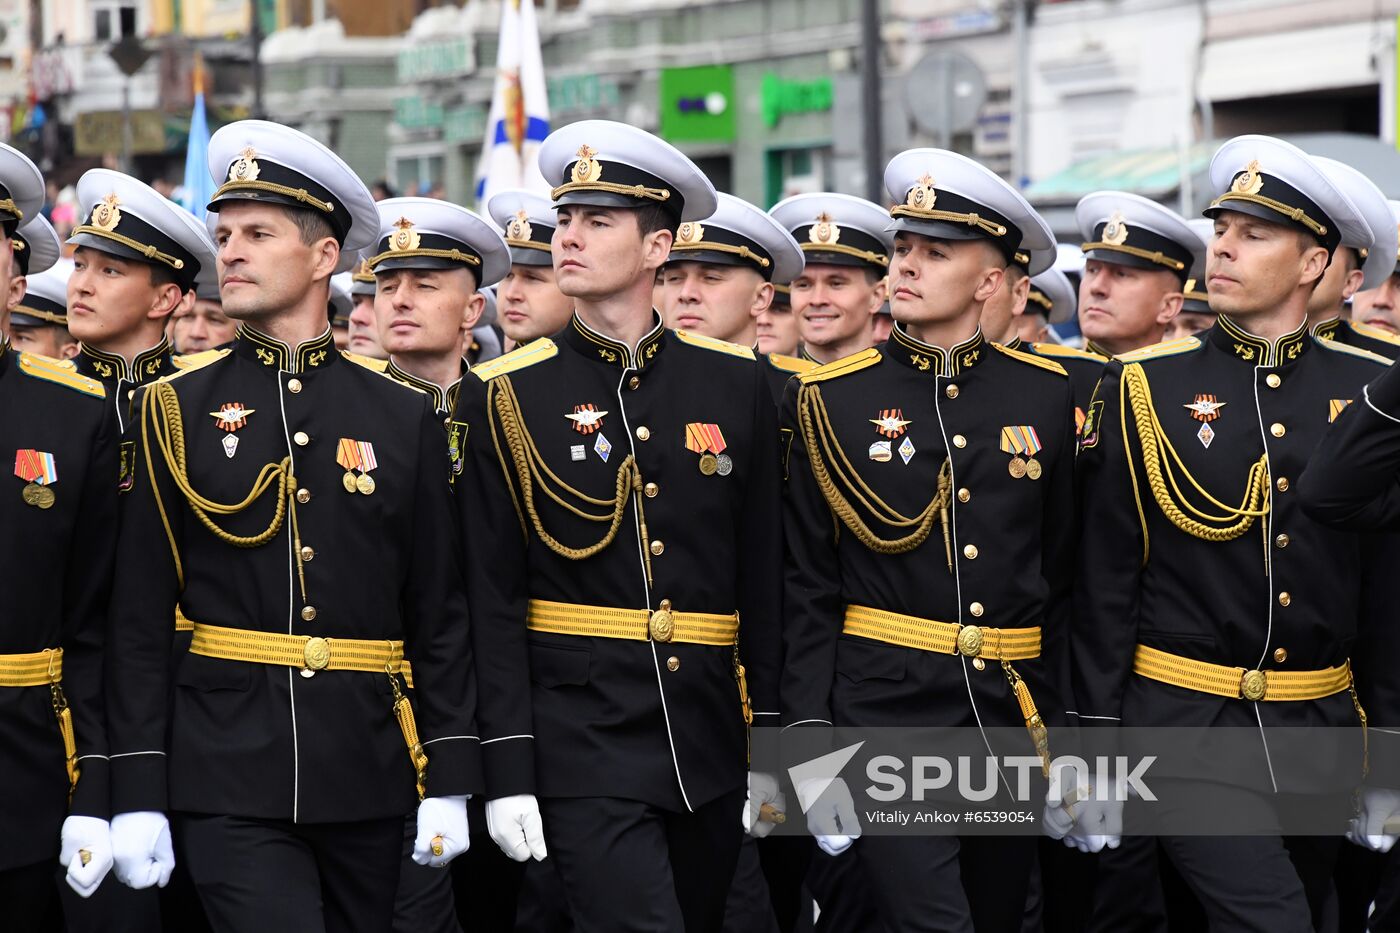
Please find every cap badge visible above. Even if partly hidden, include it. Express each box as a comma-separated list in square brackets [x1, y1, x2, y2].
[1101, 211, 1130, 247]
[229, 147, 261, 184]
[506, 210, 534, 242]
[905, 175, 937, 211]
[571, 144, 602, 184]
[91, 193, 122, 232]
[676, 222, 705, 246]
[1232, 160, 1264, 196]
[809, 212, 842, 246]
[390, 216, 421, 252]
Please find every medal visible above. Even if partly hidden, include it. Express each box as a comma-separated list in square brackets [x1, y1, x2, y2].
[336, 438, 378, 494]
[22, 482, 54, 509]
[870, 409, 912, 439]
[14, 449, 57, 509]
[999, 426, 1043, 480]
[566, 403, 608, 434]
[685, 423, 729, 476]
[356, 473, 377, 496]
[342, 472, 359, 494]
[869, 441, 892, 462]
[898, 436, 916, 465]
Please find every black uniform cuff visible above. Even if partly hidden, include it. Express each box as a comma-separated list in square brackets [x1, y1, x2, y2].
[423, 737, 484, 799]
[69, 756, 110, 820]
[483, 737, 536, 798]
[112, 753, 167, 815]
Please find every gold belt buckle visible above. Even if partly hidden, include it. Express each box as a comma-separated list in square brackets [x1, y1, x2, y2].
[957, 624, 984, 658]
[649, 601, 675, 643]
[1240, 669, 1267, 701]
[303, 637, 331, 672]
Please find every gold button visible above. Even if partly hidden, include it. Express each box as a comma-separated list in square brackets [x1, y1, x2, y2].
[666, 657, 680, 672]
[953, 435, 967, 448]
[301, 605, 317, 621]
[945, 384, 959, 399]
[650, 540, 665, 556]
[1273, 647, 1288, 663]
[1277, 592, 1291, 607]
[300, 546, 315, 561]
[296, 488, 311, 504]
[294, 431, 310, 446]
[1270, 423, 1285, 437]
[1276, 477, 1290, 493]
[636, 426, 651, 441]
[1275, 534, 1289, 548]
[1266, 374, 1281, 388]
[644, 482, 659, 498]
[287, 378, 302, 393]
[629, 377, 641, 390]
[969, 601, 984, 618]
[963, 544, 978, 560]
[957, 488, 970, 503]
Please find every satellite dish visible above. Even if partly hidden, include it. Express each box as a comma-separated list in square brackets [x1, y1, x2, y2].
[904, 50, 987, 142]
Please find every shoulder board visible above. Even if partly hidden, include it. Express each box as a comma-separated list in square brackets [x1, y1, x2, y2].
[172, 348, 231, 371]
[342, 351, 390, 373]
[673, 329, 756, 360]
[768, 353, 819, 375]
[473, 337, 558, 382]
[1348, 320, 1400, 346]
[1029, 342, 1107, 363]
[1117, 336, 1201, 364]
[993, 343, 1067, 377]
[1317, 337, 1391, 366]
[17, 352, 105, 397]
[798, 347, 882, 385]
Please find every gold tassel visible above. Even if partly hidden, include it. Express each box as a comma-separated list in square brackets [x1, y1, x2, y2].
[1004, 662, 1050, 777]
[1350, 664, 1369, 780]
[389, 672, 429, 801]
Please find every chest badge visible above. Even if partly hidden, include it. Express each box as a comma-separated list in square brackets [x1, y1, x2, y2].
[211, 402, 255, 459]
[1184, 394, 1225, 449]
[685, 423, 732, 476]
[870, 409, 911, 439]
[999, 426, 1043, 480]
[566, 404, 608, 434]
[336, 438, 379, 495]
[14, 449, 57, 509]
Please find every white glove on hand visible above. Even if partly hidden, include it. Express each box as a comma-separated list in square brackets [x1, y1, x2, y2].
[412, 795, 470, 868]
[1058, 778, 1124, 854]
[1042, 761, 1091, 842]
[742, 772, 787, 839]
[1348, 788, 1400, 853]
[797, 777, 860, 857]
[110, 811, 175, 889]
[485, 794, 548, 862]
[59, 815, 114, 898]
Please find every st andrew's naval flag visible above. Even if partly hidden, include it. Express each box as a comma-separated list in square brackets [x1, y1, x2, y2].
[473, 0, 551, 204]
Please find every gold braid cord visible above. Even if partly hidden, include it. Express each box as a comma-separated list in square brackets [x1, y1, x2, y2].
[140, 382, 307, 597]
[797, 383, 951, 555]
[488, 376, 652, 576]
[1120, 363, 1269, 546]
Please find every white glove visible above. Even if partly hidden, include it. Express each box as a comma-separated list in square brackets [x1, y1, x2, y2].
[110, 811, 175, 889]
[1042, 761, 1090, 841]
[1348, 788, 1400, 853]
[797, 777, 860, 856]
[1055, 777, 1123, 854]
[485, 794, 548, 862]
[412, 795, 470, 868]
[59, 816, 114, 898]
[743, 772, 787, 839]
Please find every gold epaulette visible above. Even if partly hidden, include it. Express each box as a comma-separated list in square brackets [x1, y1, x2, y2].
[342, 351, 390, 373]
[673, 329, 756, 360]
[473, 338, 557, 382]
[1349, 320, 1400, 346]
[994, 343, 1067, 377]
[1117, 336, 1200, 364]
[1029, 342, 1107, 363]
[797, 347, 881, 385]
[17, 352, 104, 397]
[172, 348, 231, 371]
[1318, 336, 1392, 366]
[768, 353, 818, 375]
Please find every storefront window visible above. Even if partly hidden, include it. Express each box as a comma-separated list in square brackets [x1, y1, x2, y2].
[765, 146, 831, 206]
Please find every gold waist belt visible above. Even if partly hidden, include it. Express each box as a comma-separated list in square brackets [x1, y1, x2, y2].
[526, 599, 739, 646]
[0, 647, 62, 686]
[1133, 644, 1351, 702]
[842, 605, 1041, 660]
[174, 605, 193, 632]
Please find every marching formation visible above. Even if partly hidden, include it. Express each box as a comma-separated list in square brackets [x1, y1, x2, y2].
[3, 115, 1400, 933]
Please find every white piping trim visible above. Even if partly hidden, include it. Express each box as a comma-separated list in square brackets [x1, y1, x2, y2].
[423, 735, 480, 746]
[109, 750, 165, 758]
[481, 734, 533, 745]
[1251, 365, 1279, 795]
[1363, 383, 1400, 424]
[278, 374, 303, 821]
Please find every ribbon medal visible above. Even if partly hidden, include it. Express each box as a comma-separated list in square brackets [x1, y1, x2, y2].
[1329, 399, 1352, 423]
[336, 438, 380, 495]
[210, 402, 254, 459]
[685, 423, 731, 476]
[999, 426, 1044, 480]
[15, 449, 57, 508]
[870, 409, 911, 439]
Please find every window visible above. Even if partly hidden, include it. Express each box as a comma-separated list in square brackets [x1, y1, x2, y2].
[93, 3, 138, 41]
